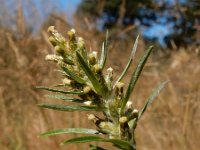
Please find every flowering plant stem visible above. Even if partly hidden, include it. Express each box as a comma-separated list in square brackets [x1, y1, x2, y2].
[37, 26, 167, 150]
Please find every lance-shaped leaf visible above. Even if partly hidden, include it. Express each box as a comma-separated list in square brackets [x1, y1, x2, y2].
[61, 66, 85, 84]
[52, 84, 70, 87]
[121, 46, 154, 112]
[45, 94, 84, 103]
[52, 84, 65, 87]
[61, 136, 134, 150]
[38, 104, 104, 112]
[100, 30, 109, 69]
[138, 81, 168, 119]
[40, 128, 99, 137]
[63, 57, 74, 65]
[36, 86, 84, 95]
[76, 52, 104, 94]
[114, 35, 139, 88]
[128, 118, 137, 131]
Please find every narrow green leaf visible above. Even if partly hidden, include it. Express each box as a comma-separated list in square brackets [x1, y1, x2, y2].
[61, 136, 134, 150]
[63, 56, 74, 65]
[38, 104, 103, 112]
[61, 66, 85, 84]
[76, 52, 102, 94]
[122, 46, 154, 112]
[45, 94, 84, 103]
[128, 118, 137, 131]
[100, 30, 108, 69]
[36, 86, 84, 95]
[77, 44, 88, 61]
[138, 81, 168, 119]
[52, 84, 66, 87]
[40, 128, 99, 137]
[114, 35, 139, 87]
[89, 144, 107, 150]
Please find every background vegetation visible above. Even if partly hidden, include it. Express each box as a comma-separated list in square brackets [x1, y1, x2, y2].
[0, 0, 199, 150]
[77, 0, 200, 48]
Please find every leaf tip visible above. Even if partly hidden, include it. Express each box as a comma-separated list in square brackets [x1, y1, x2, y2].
[35, 86, 41, 89]
[37, 103, 44, 107]
[39, 133, 46, 137]
[149, 45, 154, 49]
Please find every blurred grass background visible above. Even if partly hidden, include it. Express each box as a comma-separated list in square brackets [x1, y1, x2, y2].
[0, 0, 199, 150]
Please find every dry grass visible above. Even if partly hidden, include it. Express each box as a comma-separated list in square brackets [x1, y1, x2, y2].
[0, 11, 200, 150]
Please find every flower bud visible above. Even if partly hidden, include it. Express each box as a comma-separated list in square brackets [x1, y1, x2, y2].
[48, 26, 55, 33]
[88, 114, 96, 121]
[119, 116, 131, 140]
[62, 78, 72, 85]
[88, 51, 97, 65]
[126, 101, 132, 109]
[68, 28, 76, 35]
[77, 37, 85, 49]
[106, 67, 113, 81]
[93, 64, 101, 74]
[45, 54, 63, 62]
[116, 82, 125, 89]
[87, 114, 103, 127]
[84, 101, 92, 106]
[132, 109, 139, 118]
[99, 122, 107, 129]
[54, 45, 65, 56]
[128, 109, 139, 121]
[68, 28, 76, 42]
[48, 36, 57, 46]
[119, 116, 128, 124]
[99, 121, 113, 130]
[115, 82, 125, 96]
[125, 101, 133, 115]
[83, 86, 92, 94]
[105, 67, 113, 89]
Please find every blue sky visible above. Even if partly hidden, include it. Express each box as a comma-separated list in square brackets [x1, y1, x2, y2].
[58, 0, 81, 21]
[0, 0, 81, 32]
[0, 0, 194, 47]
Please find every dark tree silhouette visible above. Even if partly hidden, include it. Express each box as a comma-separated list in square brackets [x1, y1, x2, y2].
[76, 0, 200, 48]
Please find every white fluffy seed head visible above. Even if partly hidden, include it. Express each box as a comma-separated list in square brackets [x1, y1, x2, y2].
[48, 26, 55, 33]
[45, 54, 63, 62]
[133, 109, 139, 114]
[116, 82, 125, 89]
[48, 36, 57, 46]
[88, 51, 97, 64]
[126, 101, 133, 108]
[77, 37, 85, 48]
[107, 67, 113, 72]
[70, 28, 76, 34]
[99, 122, 107, 129]
[107, 67, 113, 79]
[88, 114, 95, 120]
[62, 78, 72, 85]
[84, 101, 92, 106]
[91, 51, 97, 58]
[119, 116, 128, 123]
[93, 64, 101, 73]
[83, 86, 92, 94]
[107, 67, 113, 75]
[68, 28, 76, 40]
